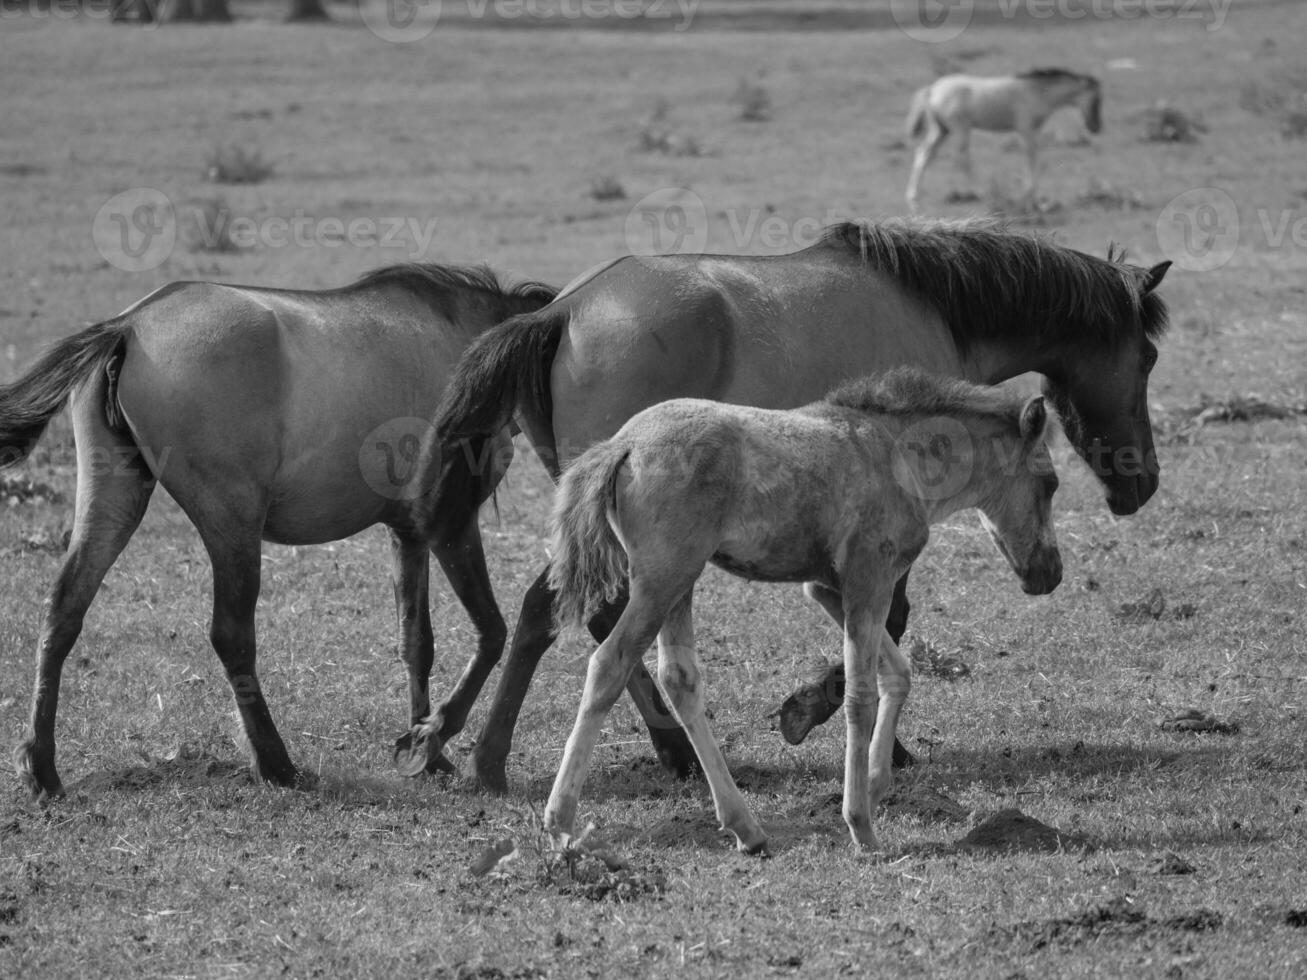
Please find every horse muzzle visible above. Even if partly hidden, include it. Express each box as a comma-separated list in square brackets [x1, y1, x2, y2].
[1020, 549, 1063, 595]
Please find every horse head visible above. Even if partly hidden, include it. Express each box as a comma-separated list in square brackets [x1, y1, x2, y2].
[1042, 260, 1170, 516]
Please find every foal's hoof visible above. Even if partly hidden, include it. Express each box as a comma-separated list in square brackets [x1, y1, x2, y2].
[775, 682, 841, 746]
[393, 730, 457, 778]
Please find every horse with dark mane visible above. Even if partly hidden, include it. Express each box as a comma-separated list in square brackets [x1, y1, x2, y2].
[545, 368, 1062, 854]
[904, 68, 1102, 210]
[420, 216, 1169, 792]
[0, 264, 555, 799]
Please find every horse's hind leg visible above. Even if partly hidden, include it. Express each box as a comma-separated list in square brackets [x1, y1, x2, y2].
[197, 519, 298, 787]
[656, 593, 766, 854]
[14, 392, 153, 799]
[586, 588, 699, 781]
[905, 120, 947, 212]
[399, 516, 508, 776]
[775, 574, 913, 767]
[545, 581, 668, 841]
[387, 529, 456, 777]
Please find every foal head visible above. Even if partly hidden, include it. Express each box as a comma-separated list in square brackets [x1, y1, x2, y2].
[1024, 68, 1102, 133]
[976, 396, 1063, 596]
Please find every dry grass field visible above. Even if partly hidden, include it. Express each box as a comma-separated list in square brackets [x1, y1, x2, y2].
[2, 2, 1306, 976]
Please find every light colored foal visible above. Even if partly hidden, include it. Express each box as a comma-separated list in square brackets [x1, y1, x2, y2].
[904, 69, 1102, 211]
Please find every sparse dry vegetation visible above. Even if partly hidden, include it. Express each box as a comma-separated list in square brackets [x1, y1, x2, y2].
[2, 6, 1306, 978]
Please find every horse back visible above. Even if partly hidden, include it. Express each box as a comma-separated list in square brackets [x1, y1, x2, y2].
[115, 282, 460, 540]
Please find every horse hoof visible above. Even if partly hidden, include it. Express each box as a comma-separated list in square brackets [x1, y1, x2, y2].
[471, 756, 509, 796]
[654, 742, 700, 782]
[393, 730, 456, 779]
[775, 683, 840, 746]
[891, 739, 915, 770]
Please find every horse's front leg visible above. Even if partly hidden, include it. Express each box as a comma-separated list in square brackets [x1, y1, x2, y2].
[866, 626, 912, 838]
[775, 574, 914, 768]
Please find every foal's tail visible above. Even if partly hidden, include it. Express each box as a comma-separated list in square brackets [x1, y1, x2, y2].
[549, 441, 631, 631]
[905, 84, 933, 140]
[0, 321, 129, 468]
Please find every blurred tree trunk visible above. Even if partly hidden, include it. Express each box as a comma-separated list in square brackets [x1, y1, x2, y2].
[158, 0, 232, 21]
[286, 0, 329, 20]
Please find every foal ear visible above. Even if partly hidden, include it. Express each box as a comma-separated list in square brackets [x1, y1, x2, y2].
[1142, 261, 1171, 293]
[1019, 395, 1048, 443]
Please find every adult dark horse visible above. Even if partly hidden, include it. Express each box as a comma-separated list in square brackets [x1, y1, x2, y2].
[0, 264, 554, 799]
[422, 218, 1170, 791]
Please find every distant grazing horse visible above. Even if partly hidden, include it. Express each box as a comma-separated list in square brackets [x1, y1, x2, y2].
[904, 69, 1102, 211]
[545, 369, 1063, 853]
[0, 264, 555, 799]
[416, 218, 1169, 792]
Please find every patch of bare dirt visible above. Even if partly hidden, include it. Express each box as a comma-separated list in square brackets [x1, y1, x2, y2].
[75, 746, 248, 793]
[1115, 588, 1198, 623]
[955, 808, 1093, 854]
[1159, 710, 1239, 735]
[998, 897, 1222, 952]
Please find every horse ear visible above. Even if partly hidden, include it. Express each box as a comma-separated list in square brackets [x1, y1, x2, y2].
[1142, 261, 1171, 293]
[1019, 396, 1047, 443]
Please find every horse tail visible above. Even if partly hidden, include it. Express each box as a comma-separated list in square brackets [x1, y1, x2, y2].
[0, 320, 130, 468]
[549, 441, 631, 631]
[905, 84, 932, 140]
[425, 304, 568, 532]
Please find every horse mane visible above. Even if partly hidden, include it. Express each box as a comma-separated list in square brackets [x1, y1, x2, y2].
[825, 367, 1019, 425]
[1018, 67, 1099, 88]
[347, 262, 558, 315]
[817, 218, 1167, 353]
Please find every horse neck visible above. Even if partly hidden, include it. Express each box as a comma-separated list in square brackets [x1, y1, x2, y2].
[884, 412, 1011, 526]
[959, 335, 1052, 386]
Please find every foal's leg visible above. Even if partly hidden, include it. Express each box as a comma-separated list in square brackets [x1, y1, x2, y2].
[586, 589, 699, 781]
[14, 392, 154, 799]
[471, 568, 697, 793]
[544, 584, 667, 841]
[905, 120, 947, 212]
[775, 574, 914, 767]
[841, 583, 905, 851]
[198, 518, 298, 787]
[656, 594, 766, 854]
[1020, 126, 1040, 203]
[955, 120, 974, 187]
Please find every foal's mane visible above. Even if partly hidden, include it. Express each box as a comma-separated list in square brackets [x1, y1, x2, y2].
[826, 367, 1019, 426]
[347, 263, 558, 316]
[819, 218, 1166, 353]
[1017, 67, 1100, 88]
